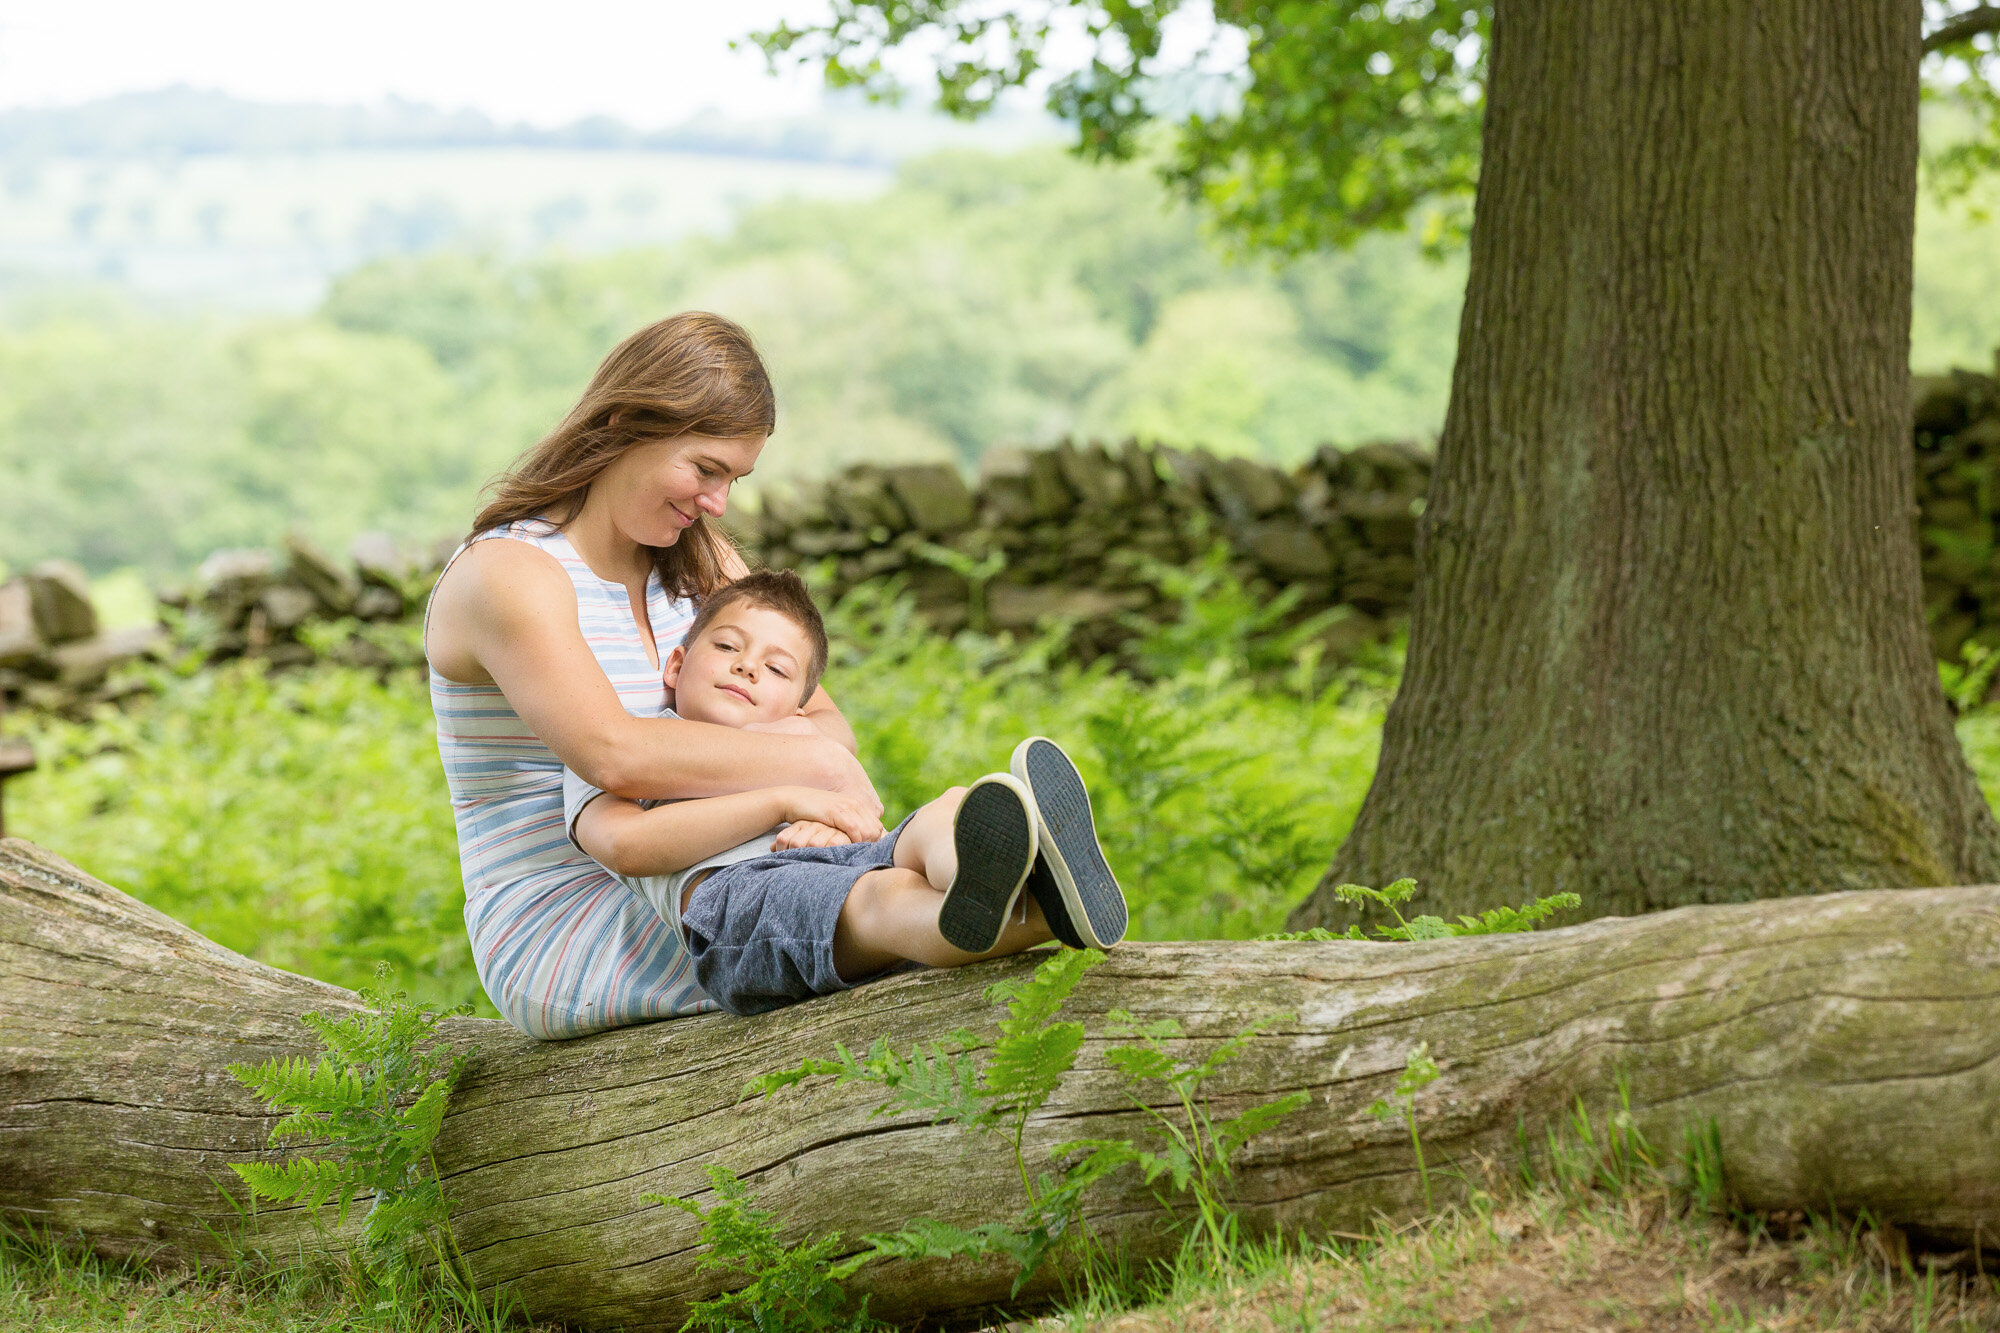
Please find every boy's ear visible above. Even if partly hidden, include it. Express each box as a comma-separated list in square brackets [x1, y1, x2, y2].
[662, 645, 686, 690]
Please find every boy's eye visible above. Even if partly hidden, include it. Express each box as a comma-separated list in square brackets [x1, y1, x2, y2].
[770, 665, 790, 679]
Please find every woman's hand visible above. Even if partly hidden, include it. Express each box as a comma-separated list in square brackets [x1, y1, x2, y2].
[773, 819, 853, 850]
[776, 787, 884, 844]
[742, 714, 821, 738]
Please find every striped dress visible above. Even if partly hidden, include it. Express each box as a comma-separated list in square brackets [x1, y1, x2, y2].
[427, 518, 717, 1038]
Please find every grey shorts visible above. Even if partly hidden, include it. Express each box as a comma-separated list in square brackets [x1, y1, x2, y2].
[680, 817, 914, 1016]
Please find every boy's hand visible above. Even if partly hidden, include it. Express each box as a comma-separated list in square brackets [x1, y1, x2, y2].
[773, 819, 852, 850]
[779, 787, 884, 844]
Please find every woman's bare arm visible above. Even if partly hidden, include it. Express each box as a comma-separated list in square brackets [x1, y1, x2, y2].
[426, 539, 881, 821]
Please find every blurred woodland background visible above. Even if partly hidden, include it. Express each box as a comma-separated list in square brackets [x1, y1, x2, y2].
[3, 88, 1996, 594]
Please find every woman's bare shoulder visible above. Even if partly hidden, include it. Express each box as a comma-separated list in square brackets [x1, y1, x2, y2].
[427, 537, 576, 683]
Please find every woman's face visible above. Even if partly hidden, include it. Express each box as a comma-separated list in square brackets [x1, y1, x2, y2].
[601, 433, 765, 548]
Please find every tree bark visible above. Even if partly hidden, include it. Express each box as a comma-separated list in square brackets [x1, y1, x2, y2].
[1294, 0, 2000, 931]
[8, 839, 2000, 1328]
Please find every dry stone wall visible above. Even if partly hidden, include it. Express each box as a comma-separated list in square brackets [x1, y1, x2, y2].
[5, 364, 2000, 719]
[750, 438, 1429, 664]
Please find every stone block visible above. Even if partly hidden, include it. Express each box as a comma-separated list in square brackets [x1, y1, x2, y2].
[789, 528, 871, 558]
[353, 586, 406, 621]
[988, 583, 1151, 632]
[25, 561, 97, 645]
[1114, 440, 1159, 503]
[349, 531, 414, 589]
[1025, 449, 1074, 520]
[0, 581, 42, 670]
[979, 477, 1037, 527]
[1243, 519, 1336, 579]
[858, 547, 907, 577]
[827, 468, 909, 531]
[48, 625, 167, 690]
[884, 463, 975, 533]
[258, 584, 318, 632]
[1056, 441, 1127, 508]
[1915, 376, 1970, 437]
[285, 533, 359, 614]
[1361, 510, 1421, 552]
[1212, 456, 1291, 519]
[196, 548, 278, 615]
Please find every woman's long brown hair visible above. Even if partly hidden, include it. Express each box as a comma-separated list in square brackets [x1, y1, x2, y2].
[470, 312, 775, 599]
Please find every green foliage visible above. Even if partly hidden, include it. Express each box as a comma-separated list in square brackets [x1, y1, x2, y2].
[4, 142, 1469, 577]
[1940, 639, 2000, 714]
[228, 966, 469, 1266]
[1063, 1011, 1312, 1271]
[1, 657, 477, 1013]
[818, 575, 1389, 940]
[649, 1165, 879, 1333]
[1923, 3, 2000, 208]
[746, 949, 1108, 1291]
[757, 3, 2000, 256]
[1258, 876, 1580, 943]
[744, 948, 1307, 1300]
[1367, 1042, 1442, 1212]
[1520, 1080, 1660, 1208]
[751, 1, 1488, 254]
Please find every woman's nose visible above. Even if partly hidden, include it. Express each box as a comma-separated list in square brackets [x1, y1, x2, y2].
[697, 484, 728, 517]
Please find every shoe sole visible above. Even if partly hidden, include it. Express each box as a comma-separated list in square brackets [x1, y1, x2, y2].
[1011, 737, 1127, 948]
[1023, 857, 1088, 949]
[938, 775, 1037, 954]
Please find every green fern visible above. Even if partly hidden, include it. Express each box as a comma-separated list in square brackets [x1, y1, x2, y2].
[1369, 1042, 1442, 1212]
[1258, 878, 1581, 942]
[741, 947, 1307, 1295]
[1064, 1009, 1311, 1269]
[228, 963, 468, 1264]
[649, 1164, 880, 1333]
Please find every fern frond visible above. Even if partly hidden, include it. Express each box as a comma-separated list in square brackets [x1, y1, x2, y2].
[1214, 1090, 1312, 1163]
[864, 1217, 1028, 1265]
[979, 1019, 1083, 1111]
[985, 948, 1101, 1036]
[394, 1078, 452, 1155]
[231, 1157, 365, 1221]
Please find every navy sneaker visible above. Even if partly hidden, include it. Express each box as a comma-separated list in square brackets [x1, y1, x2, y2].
[938, 773, 1038, 953]
[1022, 854, 1089, 949]
[1010, 737, 1127, 948]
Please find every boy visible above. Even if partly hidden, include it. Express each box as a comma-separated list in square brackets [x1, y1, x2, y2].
[563, 570, 1127, 1015]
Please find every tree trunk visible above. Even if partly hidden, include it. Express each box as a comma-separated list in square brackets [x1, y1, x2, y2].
[8, 838, 2000, 1329]
[1294, 0, 2000, 931]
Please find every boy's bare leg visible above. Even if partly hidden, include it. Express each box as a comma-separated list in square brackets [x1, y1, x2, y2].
[891, 785, 968, 890]
[834, 867, 1052, 979]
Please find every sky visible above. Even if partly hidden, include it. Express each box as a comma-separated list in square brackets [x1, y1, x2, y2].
[0, 1, 1242, 127]
[0, 1, 866, 125]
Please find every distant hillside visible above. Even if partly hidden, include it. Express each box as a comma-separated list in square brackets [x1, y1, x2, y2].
[0, 87, 1055, 167]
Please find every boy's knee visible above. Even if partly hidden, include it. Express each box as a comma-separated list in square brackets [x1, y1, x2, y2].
[844, 867, 929, 933]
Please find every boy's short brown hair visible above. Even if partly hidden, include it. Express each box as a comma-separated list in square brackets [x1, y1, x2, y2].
[683, 569, 829, 706]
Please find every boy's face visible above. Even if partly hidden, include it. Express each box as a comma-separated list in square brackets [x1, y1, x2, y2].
[664, 603, 814, 728]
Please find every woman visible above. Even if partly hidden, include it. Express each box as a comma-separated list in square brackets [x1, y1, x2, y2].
[424, 312, 883, 1039]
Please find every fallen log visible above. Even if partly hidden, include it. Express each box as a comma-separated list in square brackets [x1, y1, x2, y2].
[5, 835, 2000, 1328]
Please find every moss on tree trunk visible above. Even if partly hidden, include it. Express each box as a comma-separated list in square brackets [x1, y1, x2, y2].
[1295, 0, 2000, 930]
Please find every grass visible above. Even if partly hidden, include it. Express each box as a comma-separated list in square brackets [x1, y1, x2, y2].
[9, 586, 2000, 1331]
[0, 1221, 557, 1333]
[1036, 1187, 2000, 1332]
[10, 1125, 1998, 1333]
